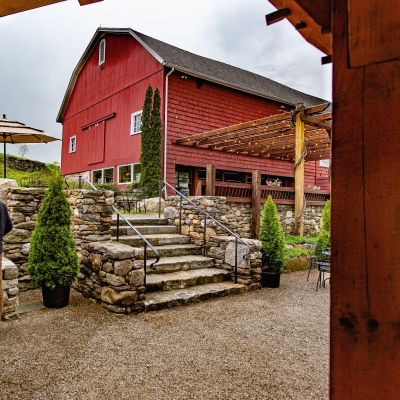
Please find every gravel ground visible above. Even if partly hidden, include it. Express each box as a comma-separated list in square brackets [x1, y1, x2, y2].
[0, 270, 329, 400]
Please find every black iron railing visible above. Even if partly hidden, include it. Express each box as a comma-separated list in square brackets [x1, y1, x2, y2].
[159, 181, 251, 284]
[80, 176, 160, 287]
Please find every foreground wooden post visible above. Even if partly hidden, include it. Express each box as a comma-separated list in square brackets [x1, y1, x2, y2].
[251, 170, 261, 239]
[330, 1, 400, 398]
[294, 103, 305, 236]
[205, 164, 216, 196]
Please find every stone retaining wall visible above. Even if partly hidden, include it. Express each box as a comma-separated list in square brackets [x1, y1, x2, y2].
[1, 258, 19, 320]
[74, 241, 145, 314]
[4, 188, 45, 290]
[208, 236, 262, 289]
[164, 196, 324, 238]
[6, 156, 48, 173]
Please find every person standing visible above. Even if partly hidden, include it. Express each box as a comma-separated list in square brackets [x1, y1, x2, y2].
[0, 200, 13, 320]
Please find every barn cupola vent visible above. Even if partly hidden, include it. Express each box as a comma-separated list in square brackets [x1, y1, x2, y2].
[99, 39, 106, 67]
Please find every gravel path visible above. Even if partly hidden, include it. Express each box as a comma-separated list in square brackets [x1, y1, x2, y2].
[0, 270, 329, 400]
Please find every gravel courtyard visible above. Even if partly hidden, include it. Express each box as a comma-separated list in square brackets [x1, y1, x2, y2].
[0, 269, 329, 400]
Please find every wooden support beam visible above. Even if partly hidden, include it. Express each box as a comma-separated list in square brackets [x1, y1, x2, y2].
[205, 164, 216, 196]
[300, 114, 332, 130]
[304, 102, 330, 115]
[251, 170, 261, 239]
[78, 0, 102, 5]
[266, 8, 291, 25]
[294, 104, 305, 236]
[175, 112, 292, 144]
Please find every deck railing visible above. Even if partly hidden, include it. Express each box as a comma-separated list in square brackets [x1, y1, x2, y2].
[199, 181, 330, 205]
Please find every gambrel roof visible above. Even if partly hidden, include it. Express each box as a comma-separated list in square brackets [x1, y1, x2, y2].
[57, 27, 328, 122]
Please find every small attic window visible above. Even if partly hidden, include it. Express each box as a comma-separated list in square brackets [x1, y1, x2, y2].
[99, 39, 106, 66]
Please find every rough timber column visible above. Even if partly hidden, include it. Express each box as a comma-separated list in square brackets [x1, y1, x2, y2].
[331, 0, 400, 398]
[294, 103, 305, 236]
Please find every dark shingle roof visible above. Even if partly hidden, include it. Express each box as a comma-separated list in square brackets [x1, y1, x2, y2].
[57, 28, 329, 122]
[134, 30, 327, 108]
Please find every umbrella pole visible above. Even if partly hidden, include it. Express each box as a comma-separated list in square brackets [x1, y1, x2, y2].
[3, 141, 5, 179]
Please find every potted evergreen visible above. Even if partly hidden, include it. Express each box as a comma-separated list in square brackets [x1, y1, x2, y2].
[259, 195, 286, 288]
[315, 199, 331, 259]
[27, 172, 79, 308]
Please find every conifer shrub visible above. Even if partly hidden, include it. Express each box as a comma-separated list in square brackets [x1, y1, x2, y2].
[27, 173, 79, 289]
[259, 195, 286, 272]
[315, 199, 331, 259]
[140, 85, 162, 197]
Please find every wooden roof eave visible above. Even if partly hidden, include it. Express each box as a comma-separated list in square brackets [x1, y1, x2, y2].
[266, 0, 332, 56]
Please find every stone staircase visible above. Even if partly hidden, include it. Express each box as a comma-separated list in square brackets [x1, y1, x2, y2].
[111, 215, 246, 311]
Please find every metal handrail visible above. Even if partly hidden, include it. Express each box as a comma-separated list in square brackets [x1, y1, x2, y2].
[159, 180, 251, 284]
[79, 176, 161, 286]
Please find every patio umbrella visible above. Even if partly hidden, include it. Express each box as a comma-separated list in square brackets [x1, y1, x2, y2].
[0, 115, 60, 178]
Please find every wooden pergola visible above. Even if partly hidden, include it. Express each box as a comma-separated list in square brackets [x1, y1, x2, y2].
[174, 102, 331, 236]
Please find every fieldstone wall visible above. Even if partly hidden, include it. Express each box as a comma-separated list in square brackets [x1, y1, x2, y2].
[164, 196, 324, 238]
[4, 188, 45, 290]
[208, 236, 262, 289]
[6, 156, 47, 172]
[1, 258, 19, 320]
[74, 241, 145, 314]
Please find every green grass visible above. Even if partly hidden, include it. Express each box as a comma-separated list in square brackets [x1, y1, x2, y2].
[0, 153, 58, 185]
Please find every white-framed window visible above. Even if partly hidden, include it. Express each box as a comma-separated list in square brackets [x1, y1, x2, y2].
[131, 111, 142, 135]
[118, 163, 141, 184]
[69, 136, 76, 153]
[319, 159, 330, 168]
[92, 167, 114, 185]
[99, 39, 106, 66]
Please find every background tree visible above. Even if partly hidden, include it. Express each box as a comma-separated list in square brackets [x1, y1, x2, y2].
[18, 144, 29, 159]
[259, 195, 286, 272]
[139, 85, 162, 197]
[27, 172, 79, 289]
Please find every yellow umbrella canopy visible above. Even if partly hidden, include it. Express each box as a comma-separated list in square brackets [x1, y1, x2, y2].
[0, 115, 60, 177]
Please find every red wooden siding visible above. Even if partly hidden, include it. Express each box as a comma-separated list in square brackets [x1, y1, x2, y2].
[61, 34, 165, 178]
[166, 74, 330, 190]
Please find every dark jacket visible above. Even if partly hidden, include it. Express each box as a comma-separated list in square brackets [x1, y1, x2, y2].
[0, 200, 12, 253]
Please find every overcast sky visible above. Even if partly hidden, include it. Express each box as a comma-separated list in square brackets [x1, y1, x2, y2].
[0, 0, 331, 164]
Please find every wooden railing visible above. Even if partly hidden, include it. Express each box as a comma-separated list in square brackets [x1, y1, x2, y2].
[199, 181, 330, 206]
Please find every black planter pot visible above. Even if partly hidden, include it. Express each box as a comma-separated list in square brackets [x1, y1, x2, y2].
[261, 271, 281, 288]
[42, 284, 71, 308]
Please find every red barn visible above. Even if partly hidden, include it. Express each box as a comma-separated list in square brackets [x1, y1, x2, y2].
[57, 27, 330, 194]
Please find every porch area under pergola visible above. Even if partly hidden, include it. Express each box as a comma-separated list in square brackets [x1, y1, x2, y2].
[173, 102, 332, 238]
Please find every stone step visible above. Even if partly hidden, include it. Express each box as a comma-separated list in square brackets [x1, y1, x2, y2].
[114, 233, 191, 247]
[112, 216, 168, 226]
[146, 268, 230, 292]
[133, 244, 201, 258]
[144, 281, 246, 312]
[111, 225, 177, 236]
[146, 255, 215, 274]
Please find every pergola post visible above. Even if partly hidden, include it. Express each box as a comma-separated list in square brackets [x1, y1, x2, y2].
[205, 164, 216, 196]
[294, 103, 305, 236]
[251, 169, 261, 239]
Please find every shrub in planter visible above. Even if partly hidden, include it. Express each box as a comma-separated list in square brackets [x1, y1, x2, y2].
[27, 173, 79, 308]
[259, 195, 286, 287]
[315, 200, 331, 259]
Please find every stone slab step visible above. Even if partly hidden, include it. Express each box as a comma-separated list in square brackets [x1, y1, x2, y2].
[112, 216, 168, 226]
[146, 255, 215, 274]
[144, 281, 246, 312]
[146, 268, 229, 292]
[114, 234, 191, 247]
[133, 244, 201, 258]
[111, 225, 177, 236]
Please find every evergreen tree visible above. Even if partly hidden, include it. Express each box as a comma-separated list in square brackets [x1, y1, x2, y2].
[27, 173, 79, 289]
[259, 195, 286, 272]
